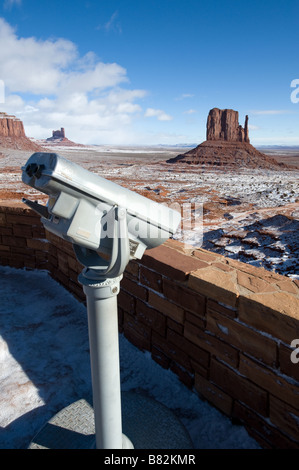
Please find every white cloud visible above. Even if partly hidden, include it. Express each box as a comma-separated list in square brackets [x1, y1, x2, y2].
[145, 108, 173, 121]
[183, 109, 197, 114]
[97, 10, 122, 34]
[250, 110, 292, 115]
[0, 18, 77, 94]
[0, 20, 127, 96]
[175, 93, 194, 100]
[0, 18, 148, 144]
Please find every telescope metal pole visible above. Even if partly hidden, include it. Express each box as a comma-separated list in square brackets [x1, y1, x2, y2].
[80, 274, 132, 449]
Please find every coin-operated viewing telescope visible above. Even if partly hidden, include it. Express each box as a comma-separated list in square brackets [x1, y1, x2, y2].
[22, 152, 180, 278]
[21, 152, 181, 449]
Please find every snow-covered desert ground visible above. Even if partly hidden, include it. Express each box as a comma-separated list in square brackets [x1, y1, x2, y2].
[0, 266, 260, 449]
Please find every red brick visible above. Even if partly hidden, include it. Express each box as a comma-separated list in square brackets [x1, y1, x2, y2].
[270, 395, 299, 443]
[139, 266, 162, 292]
[136, 299, 166, 335]
[184, 321, 239, 367]
[0, 257, 10, 265]
[190, 358, 208, 379]
[123, 311, 151, 351]
[151, 330, 191, 372]
[142, 245, 208, 281]
[118, 290, 135, 314]
[239, 354, 299, 410]
[0, 213, 6, 224]
[51, 268, 69, 289]
[125, 260, 139, 278]
[210, 358, 268, 416]
[8, 258, 24, 268]
[45, 230, 60, 245]
[151, 345, 171, 369]
[207, 298, 237, 318]
[238, 293, 299, 344]
[67, 255, 82, 273]
[163, 278, 206, 315]
[13, 224, 33, 238]
[206, 310, 277, 366]
[212, 262, 234, 272]
[195, 373, 233, 416]
[57, 251, 69, 275]
[0, 226, 12, 236]
[2, 235, 27, 247]
[121, 275, 148, 301]
[27, 238, 49, 251]
[69, 268, 79, 282]
[185, 311, 205, 330]
[193, 249, 220, 263]
[6, 214, 40, 225]
[167, 328, 210, 371]
[189, 266, 238, 308]
[279, 343, 299, 382]
[24, 259, 38, 269]
[170, 362, 194, 388]
[58, 239, 74, 256]
[15, 247, 33, 257]
[0, 245, 10, 252]
[35, 258, 48, 269]
[237, 271, 275, 293]
[48, 254, 58, 269]
[148, 291, 184, 324]
[32, 225, 46, 238]
[233, 401, 299, 449]
[167, 317, 184, 335]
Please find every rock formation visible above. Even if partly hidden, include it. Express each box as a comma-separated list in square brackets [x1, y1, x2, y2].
[206, 108, 249, 143]
[167, 108, 287, 169]
[45, 127, 84, 147]
[0, 112, 25, 138]
[0, 112, 42, 151]
[48, 128, 65, 140]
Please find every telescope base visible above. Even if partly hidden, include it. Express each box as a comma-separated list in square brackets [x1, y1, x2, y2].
[28, 392, 193, 449]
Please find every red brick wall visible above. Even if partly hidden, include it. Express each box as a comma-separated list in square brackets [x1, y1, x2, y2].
[1, 202, 299, 448]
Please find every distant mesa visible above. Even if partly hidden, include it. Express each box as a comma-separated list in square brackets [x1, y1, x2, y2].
[0, 111, 42, 151]
[46, 127, 84, 147]
[49, 127, 66, 140]
[167, 107, 286, 169]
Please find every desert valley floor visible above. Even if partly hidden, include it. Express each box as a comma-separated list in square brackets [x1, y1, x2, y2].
[0, 143, 298, 279]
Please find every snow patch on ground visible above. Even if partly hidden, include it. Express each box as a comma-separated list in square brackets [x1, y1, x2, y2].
[0, 266, 260, 449]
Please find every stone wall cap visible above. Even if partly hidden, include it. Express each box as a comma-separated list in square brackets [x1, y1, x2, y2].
[143, 244, 209, 281]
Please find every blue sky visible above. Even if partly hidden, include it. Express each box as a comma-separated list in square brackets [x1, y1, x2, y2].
[0, 0, 298, 145]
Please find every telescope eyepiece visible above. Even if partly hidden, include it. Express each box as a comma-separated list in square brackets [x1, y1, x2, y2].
[26, 163, 44, 179]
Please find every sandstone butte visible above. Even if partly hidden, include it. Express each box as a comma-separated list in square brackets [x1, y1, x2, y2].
[167, 108, 288, 170]
[0, 112, 42, 151]
[46, 127, 84, 147]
